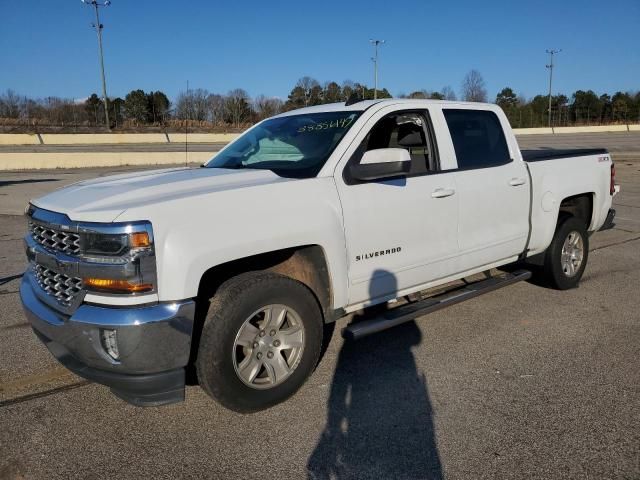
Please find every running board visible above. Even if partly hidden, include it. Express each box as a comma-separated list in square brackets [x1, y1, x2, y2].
[343, 269, 532, 341]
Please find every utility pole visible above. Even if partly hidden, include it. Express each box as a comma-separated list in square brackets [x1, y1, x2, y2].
[369, 39, 385, 100]
[82, 0, 111, 129]
[545, 49, 561, 128]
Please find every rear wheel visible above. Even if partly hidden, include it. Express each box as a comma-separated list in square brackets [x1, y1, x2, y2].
[542, 214, 589, 290]
[196, 272, 323, 412]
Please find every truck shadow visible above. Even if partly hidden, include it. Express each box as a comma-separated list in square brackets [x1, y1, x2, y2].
[0, 178, 59, 188]
[307, 270, 443, 480]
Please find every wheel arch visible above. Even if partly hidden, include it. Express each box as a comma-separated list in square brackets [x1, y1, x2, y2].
[196, 245, 334, 320]
[558, 192, 594, 230]
[186, 245, 334, 382]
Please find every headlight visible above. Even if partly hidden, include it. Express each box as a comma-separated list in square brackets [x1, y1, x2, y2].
[82, 231, 152, 256]
[78, 223, 157, 295]
[83, 233, 129, 256]
[26, 205, 158, 297]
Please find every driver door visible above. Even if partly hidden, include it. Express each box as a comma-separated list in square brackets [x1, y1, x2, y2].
[336, 108, 459, 306]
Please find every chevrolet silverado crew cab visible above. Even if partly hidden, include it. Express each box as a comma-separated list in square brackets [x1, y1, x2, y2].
[20, 99, 618, 412]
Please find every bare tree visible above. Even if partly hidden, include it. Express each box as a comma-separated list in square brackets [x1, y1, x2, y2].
[175, 88, 209, 121]
[206, 94, 225, 124]
[441, 85, 457, 101]
[175, 91, 192, 120]
[461, 70, 488, 102]
[253, 95, 284, 120]
[0, 89, 22, 118]
[224, 88, 252, 127]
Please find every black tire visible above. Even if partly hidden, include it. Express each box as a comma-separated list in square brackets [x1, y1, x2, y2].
[196, 272, 323, 413]
[542, 214, 589, 290]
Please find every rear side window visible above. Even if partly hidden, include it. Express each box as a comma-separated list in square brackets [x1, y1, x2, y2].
[443, 109, 511, 169]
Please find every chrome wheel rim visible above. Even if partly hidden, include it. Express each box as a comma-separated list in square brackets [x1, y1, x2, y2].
[561, 230, 584, 277]
[232, 304, 305, 390]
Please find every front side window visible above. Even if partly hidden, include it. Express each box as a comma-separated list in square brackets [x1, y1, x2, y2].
[355, 111, 435, 174]
[443, 109, 511, 169]
[205, 111, 361, 178]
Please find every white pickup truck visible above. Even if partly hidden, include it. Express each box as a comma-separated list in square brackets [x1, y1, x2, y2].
[20, 99, 617, 411]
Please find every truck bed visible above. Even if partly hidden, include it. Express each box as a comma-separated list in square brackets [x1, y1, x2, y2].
[521, 148, 608, 162]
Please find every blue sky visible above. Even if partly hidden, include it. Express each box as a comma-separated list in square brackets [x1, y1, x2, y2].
[1, 0, 638, 102]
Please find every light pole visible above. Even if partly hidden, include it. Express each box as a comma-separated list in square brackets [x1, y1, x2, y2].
[546, 49, 561, 128]
[82, 0, 111, 128]
[370, 39, 385, 99]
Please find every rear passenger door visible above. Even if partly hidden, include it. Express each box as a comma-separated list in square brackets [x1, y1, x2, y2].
[442, 108, 529, 271]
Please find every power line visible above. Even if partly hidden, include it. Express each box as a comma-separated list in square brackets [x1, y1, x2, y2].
[545, 48, 561, 128]
[82, 0, 111, 129]
[369, 39, 385, 100]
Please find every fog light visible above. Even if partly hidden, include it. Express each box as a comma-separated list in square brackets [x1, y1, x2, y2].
[101, 329, 120, 360]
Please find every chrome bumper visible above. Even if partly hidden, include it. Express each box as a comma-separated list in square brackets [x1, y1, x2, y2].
[20, 272, 195, 406]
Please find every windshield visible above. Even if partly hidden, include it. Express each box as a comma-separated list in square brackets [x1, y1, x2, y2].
[204, 111, 362, 178]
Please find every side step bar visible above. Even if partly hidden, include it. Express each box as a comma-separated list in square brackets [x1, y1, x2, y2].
[343, 269, 532, 341]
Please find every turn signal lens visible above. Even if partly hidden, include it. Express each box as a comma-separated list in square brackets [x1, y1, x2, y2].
[84, 278, 153, 293]
[130, 231, 151, 248]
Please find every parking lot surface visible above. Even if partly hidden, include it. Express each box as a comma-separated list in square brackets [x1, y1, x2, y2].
[0, 140, 638, 479]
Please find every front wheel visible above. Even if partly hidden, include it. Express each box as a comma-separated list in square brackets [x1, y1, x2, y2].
[542, 214, 589, 290]
[196, 272, 323, 412]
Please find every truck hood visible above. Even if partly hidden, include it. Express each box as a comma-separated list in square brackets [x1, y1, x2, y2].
[32, 167, 294, 222]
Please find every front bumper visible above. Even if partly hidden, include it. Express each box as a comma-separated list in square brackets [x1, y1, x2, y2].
[20, 273, 195, 406]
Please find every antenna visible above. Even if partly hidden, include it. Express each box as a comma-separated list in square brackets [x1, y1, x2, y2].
[185, 79, 189, 167]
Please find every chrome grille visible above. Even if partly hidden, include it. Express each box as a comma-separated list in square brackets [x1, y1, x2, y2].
[33, 264, 83, 307]
[29, 221, 81, 255]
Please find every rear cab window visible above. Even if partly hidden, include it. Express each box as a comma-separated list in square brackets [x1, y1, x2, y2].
[443, 109, 511, 170]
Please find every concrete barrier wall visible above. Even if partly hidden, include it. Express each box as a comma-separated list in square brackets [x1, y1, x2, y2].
[512, 127, 554, 135]
[512, 125, 633, 134]
[0, 152, 214, 170]
[166, 133, 238, 143]
[0, 132, 240, 145]
[0, 134, 41, 145]
[40, 133, 170, 145]
[0, 126, 638, 146]
[552, 125, 630, 134]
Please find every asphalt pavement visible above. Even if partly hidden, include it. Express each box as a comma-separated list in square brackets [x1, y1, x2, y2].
[517, 131, 640, 153]
[0, 134, 638, 479]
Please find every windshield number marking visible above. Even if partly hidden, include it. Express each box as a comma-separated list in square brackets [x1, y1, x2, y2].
[297, 116, 354, 133]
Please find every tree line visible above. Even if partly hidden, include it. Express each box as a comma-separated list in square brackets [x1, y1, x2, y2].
[1, 70, 638, 131]
[495, 86, 640, 128]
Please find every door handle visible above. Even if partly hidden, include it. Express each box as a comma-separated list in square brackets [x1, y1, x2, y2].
[431, 188, 456, 198]
[509, 178, 526, 186]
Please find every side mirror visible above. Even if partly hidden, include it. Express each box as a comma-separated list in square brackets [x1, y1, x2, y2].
[350, 148, 411, 181]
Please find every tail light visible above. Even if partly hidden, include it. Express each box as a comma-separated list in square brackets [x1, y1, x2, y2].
[610, 163, 616, 195]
